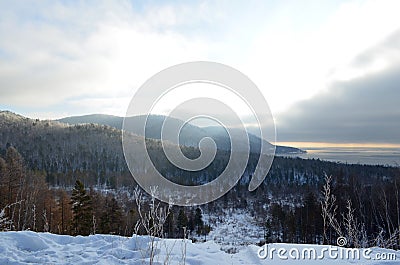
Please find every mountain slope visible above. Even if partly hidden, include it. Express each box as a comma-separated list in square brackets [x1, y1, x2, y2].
[58, 114, 123, 129]
[0, 111, 132, 186]
[0, 111, 229, 187]
[1, 110, 398, 201]
[58, 114, 305, 154]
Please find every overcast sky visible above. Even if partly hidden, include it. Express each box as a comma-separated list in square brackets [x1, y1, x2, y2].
[1, 1, 400, 145]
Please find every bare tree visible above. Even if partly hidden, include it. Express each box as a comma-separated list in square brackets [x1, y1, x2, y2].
[342, 200, 360, 247]
[43, 209, 49, 232]
[133, 186, 170, 265]
[0, 206, 11, 231]
[321, 174, 342, 244]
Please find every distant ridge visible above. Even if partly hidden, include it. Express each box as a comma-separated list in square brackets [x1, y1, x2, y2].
[58, 114, 123, 129]
[58, 113, 305, 155]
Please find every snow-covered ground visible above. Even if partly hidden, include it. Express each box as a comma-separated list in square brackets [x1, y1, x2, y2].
[0, 231, 399, 265]
[205, 209, 264, 253]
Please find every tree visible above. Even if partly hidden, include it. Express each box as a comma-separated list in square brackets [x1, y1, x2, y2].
[270, 203, 285, 242]
[177, 209, 188, 237]
[0, 157, 8, 209]
[194, 207, 204, 236]
[70, 180, 93, 235]
[321, 174, 342, 244]
[57, 189, 72, 234]
[0, 206, 11, 231]
[301, 191, 319, 243]
[164, 211, 175, 238]
[5, 147, 25, 230]
[264, 218, 273, 243]
[99, 196, 123, 235]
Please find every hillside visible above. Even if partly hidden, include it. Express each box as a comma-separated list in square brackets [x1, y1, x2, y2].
[58, 114, 124, 129]
[58, 114, 305, 155]
[0, 111, 132, 186]
[0, 111, 397, 189]
[1, 110, 400, 252]
[0, 111, 236, 187]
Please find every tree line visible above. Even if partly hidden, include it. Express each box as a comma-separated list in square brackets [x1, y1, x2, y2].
[261, 174, 400, 249]
[0, 146, 207, 239]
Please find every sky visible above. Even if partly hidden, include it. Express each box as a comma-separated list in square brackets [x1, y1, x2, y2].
[0, 0, 400, 145]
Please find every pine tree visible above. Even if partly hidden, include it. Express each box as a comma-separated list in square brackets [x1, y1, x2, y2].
[109, 198, 123, 234]
[164, 211, 175, 238]
[177, 209, 188, 237]
[302, 191, 318, 243]
[187, 211, 195, 232]
[264, 218, 272, 243]
[270, 203, 286, 242]
[194, 207, 204, 236]
[99, 197, 123, 235]
[70, 180, 93, 235]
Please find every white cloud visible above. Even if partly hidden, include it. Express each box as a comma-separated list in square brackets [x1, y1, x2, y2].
[1, 0, 400, 131]
[243, 0, 400, 115]
[0, 1, 218, 112]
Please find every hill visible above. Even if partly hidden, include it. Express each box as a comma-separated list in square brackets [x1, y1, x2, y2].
[58, 114, 305, 155]
[2, 110, 400, 250]
[0, 111, 396, 189]
[0, 111, 132, 186]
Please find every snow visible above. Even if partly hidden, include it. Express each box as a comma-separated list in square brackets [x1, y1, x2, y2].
[0, 231, 399, 264]
[205, 209, 264, 253]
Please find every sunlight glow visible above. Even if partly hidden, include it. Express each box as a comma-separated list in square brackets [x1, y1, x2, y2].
[275, 142, 400, 149]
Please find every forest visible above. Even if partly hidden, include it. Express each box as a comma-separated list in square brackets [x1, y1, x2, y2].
[0, 146, 209, 239]
[1, 111, 400, 250]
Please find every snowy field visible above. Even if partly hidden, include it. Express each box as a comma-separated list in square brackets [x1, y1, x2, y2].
[205, 209, 265, 253]
[0, 231, 399, 265]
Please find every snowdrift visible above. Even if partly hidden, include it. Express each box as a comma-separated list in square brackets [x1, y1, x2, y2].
[0, 231, 399, 264]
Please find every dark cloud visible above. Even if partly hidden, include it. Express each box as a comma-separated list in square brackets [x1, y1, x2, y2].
[277, 29, 400, 144]
[277, 39, 400, 144]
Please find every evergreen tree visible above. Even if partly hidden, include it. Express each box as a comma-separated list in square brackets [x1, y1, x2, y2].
[187, 210, 195, 232]
[164, 211, 175, 238]
[270, 203, 285, 242]
[302, 191, 318, 243]
[264, 218, 272, 243]
[194, 207, 204, 235]
[109, 198, 123, 234]
[70, 180, 93, 235]
[177, 209, 188, 237]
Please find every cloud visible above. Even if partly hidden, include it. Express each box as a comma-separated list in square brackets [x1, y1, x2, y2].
[0, 1, 219, 111]
[2, 0, 400, 131]
[0, 0, 307, 118]
[243, 0, 400, 113]
[276, 30, 400, 144]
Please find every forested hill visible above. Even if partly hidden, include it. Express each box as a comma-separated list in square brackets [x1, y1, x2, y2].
[0, 111, 131, 186]
[2, 110, 400, 246]
[58, 113, 304, 155]
[0, 111, 397, 191]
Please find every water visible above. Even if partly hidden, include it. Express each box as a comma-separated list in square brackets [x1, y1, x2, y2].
[282, 147, 400, 167]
